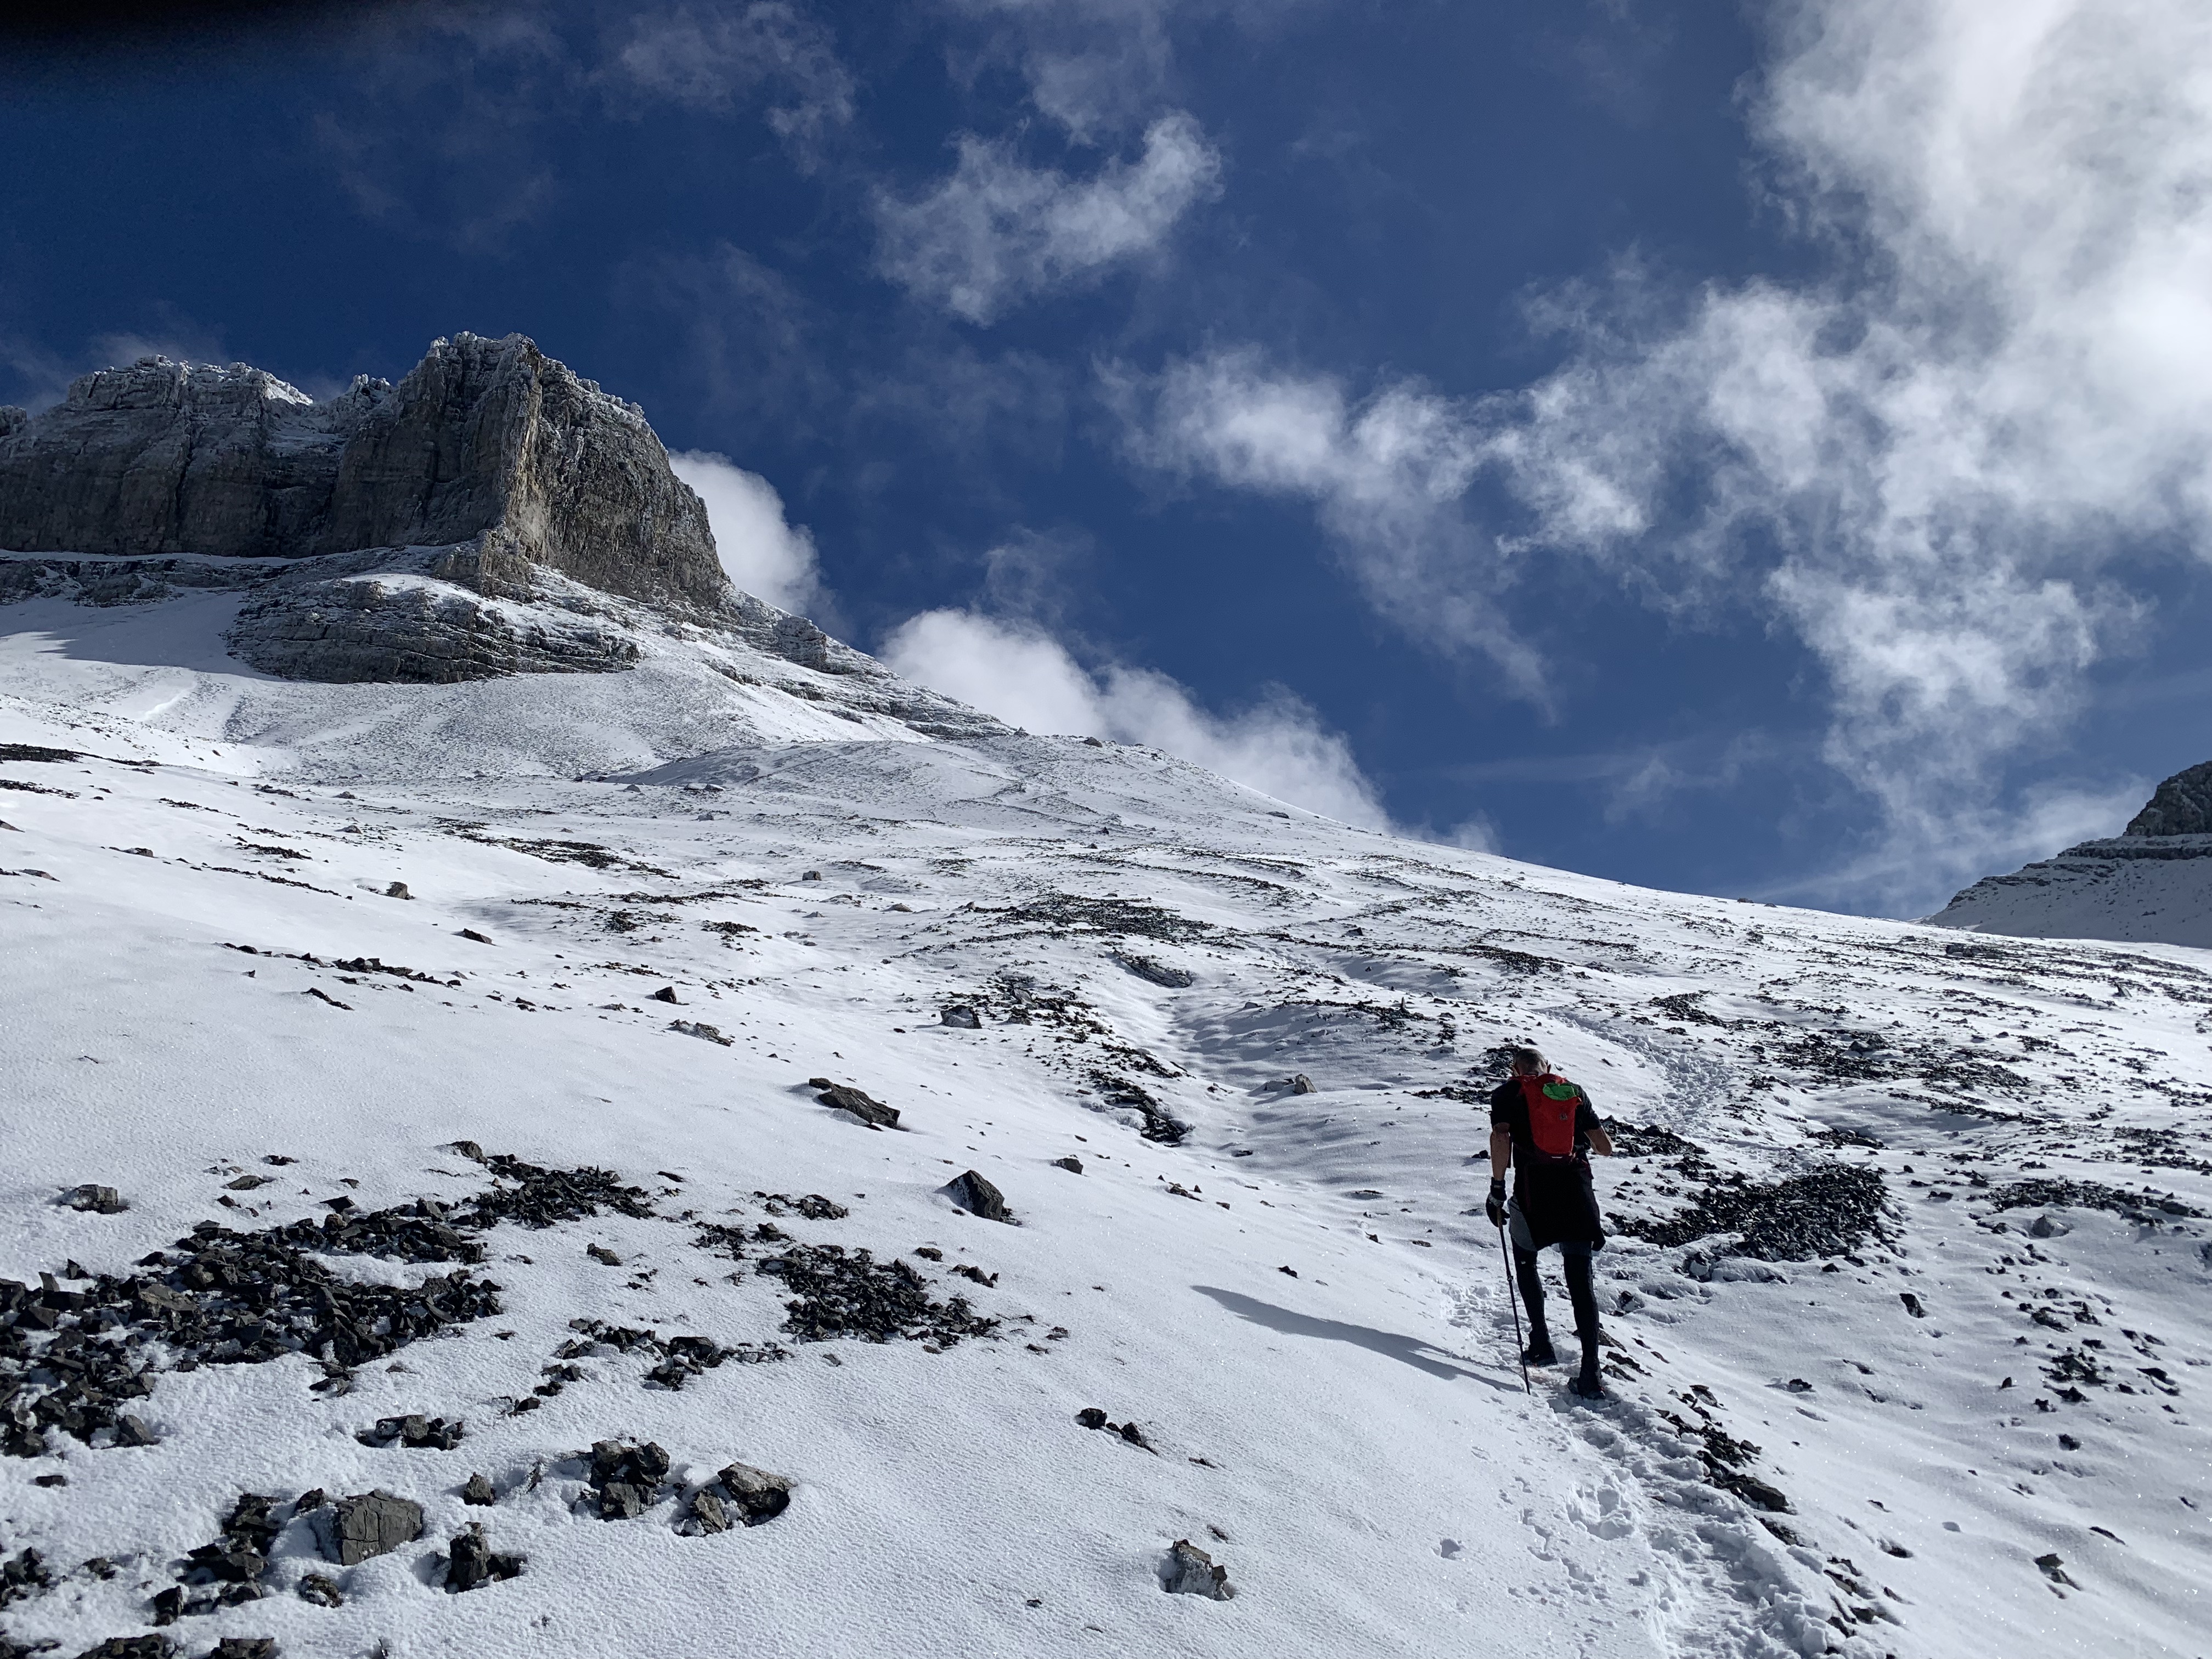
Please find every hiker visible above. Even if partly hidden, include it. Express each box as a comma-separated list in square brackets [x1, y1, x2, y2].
[1485, 1045, 1613, 1397]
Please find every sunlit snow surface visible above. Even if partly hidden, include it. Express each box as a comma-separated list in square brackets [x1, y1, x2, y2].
[3, 594, 2209, 1659]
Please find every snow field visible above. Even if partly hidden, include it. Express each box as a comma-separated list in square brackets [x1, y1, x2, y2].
[3, 600, 2209, 1658]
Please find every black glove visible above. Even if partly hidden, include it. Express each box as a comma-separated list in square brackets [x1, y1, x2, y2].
[1485, 1179, 1508, 1228]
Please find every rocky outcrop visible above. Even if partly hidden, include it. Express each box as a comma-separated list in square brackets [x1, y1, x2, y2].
[2124, 760, 2212, 838]
[0, 333, 1010, 735]
[0, 333, 726, 611]
[227, 551, 643, 684]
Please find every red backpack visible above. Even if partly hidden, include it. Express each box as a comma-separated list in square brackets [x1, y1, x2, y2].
[1518, 1074, 1586, 1162]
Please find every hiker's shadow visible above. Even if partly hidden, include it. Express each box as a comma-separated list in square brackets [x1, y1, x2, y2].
[1192, 1286, 1520, 1391]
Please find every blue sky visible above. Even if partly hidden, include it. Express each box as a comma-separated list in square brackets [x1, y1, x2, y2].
[5, 0, 2210, 918]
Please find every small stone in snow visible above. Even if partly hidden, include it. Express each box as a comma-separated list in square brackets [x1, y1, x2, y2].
[940, 1005, 981, 1029]
[945, 1170, 1011, 1222]
[1163, 1538, 1234, 1599]
[815, 1082, 899, 1130]
[61, 1184, 127, 1214]
[457, 928, 493, 944]
[113, 1414, 157, 1447]
[588, 1244, 623, 1266]
[2035, 1553, 2079, 1587]
[1052, 1156, 1084, 1175]
[1289, 1074, 1316, 1094]
[297, 1572, 345, 1607]
[445, 1523, 524, 1592]
[1076, 1408, 1109, 1430]
[651, 985, 682, 1003]
[1899, 1292, 1926, 1318]
[688, 1487, 731, 1533]
[714, 1461, 793, 1526]
[1277, 1265, 1298, 1278]
[385, 881, 412, 899]
[462, 1472, 497, 1505]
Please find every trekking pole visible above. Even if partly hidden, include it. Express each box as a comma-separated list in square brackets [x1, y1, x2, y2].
[1498, 1226, 1531, 1395]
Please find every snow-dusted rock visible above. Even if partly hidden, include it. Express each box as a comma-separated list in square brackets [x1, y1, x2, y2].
[1928, 759, 2212, 945]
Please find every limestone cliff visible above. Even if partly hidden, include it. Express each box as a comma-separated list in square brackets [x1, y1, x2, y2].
[0, 332, 726, 611]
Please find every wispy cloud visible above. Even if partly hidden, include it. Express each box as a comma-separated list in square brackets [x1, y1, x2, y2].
[1116, 0, 2212, 912]
[873, 112, 1221, 324]
[613, 242, 831, 431]
[948, 0, 1178, 143]
[602, 3, 854, 167]
[1, 308, 234, 412]
[881, 605, 1388, 827]
[668, 450, 829, 618]
[1108, 348, 1545, 697]
[317, 3, 857, 247]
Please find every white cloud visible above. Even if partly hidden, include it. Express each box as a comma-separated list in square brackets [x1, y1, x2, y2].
[950, 0, 1178, 143]
[873, 112, 1221, 323]
[605, 3, 854, 165]
[880, 607, 1389, 827]
[1109, 349, 1544, 696]
[1119, 0, 2212, 911]
[668, 450, 827, 617]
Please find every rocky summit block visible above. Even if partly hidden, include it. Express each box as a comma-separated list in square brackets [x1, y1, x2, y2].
[2125, 760, 2212, 838]
[0, 333, 725, 612]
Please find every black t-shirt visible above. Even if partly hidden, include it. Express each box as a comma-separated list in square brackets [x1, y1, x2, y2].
[1488, 1076, 1602, 1169]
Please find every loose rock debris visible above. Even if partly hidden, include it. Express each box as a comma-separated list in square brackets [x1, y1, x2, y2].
[1606, 1134, 1892, 1263]
[357, 1414, 466, 1450]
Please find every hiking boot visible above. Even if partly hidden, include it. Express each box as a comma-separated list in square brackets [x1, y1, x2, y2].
[1567, 1370, 1607, 1400]
[1521, 1336, 1558, 1366]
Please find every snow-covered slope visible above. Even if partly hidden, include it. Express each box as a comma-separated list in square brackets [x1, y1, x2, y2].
[1927, 836, 2212, 949]
[4, 597, 2210, 1659]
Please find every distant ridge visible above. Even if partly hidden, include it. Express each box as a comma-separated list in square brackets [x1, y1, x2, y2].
[1927, 759, 2212, 946]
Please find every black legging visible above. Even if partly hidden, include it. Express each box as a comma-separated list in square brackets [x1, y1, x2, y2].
[1514, 1240, 1599, 1352]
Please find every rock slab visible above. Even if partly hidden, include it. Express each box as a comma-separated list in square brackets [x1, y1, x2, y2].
[326, 1490, 424, 1565]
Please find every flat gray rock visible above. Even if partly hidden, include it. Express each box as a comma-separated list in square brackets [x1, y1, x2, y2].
[326, 1489, 424, 1565]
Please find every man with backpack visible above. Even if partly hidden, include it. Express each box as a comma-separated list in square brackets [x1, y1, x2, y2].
[1485, 1046, 1613, 1397]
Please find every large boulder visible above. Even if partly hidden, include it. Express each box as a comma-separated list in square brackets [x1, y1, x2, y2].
[0, 333, 727, 612]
